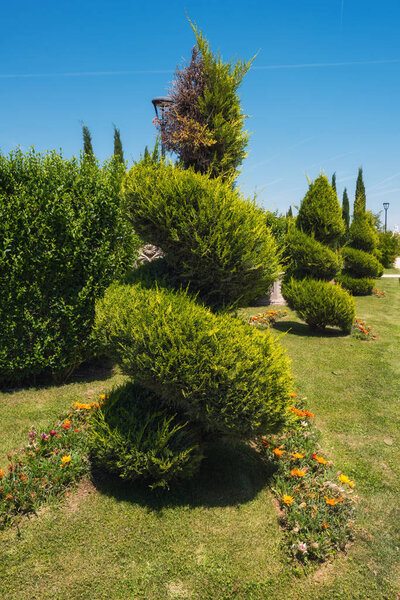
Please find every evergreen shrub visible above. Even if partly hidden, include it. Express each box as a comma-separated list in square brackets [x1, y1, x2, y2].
[94, 283, 293, 439]
[283, 230, 342, 281]
[341, 247, 384, 278]
[375, 232, 400, 268]
[335, 274, 375, 296]
[123, 160, 280, 308]
[296, 175, 345, 247]
[0, 149, 137, 385]
[349, 213, 378, 253]
[88, 383, 203, 488]
[282, 278, 355, 333]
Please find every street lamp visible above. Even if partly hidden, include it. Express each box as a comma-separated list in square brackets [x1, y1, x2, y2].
[383, 202, 390, 232]
[151, 96, 173, 157]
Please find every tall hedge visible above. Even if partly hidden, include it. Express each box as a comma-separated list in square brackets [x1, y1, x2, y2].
[94, 283, 294, 439]
[0, 149, 137, 385]
[296, 175, 345, 248]
[123, 160, 280, 308]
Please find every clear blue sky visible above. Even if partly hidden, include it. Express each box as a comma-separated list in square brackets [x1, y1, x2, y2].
[1, 0, 399, 228]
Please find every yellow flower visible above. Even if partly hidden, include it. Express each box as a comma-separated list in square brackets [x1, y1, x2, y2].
[282, 494, 294, 506]
[291, 452, 305, 460]
[272, 448, 284, 457]
[338, 474, 354, 486]
[99, 394, 106, 401]
[60, 455, 71, 467]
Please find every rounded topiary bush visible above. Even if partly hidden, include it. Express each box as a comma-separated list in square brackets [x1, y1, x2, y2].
[335, 273, 375, 296]
[94, 283, 294, 439]
[281, 278, 355, 333]
[341, 247, 383, 278]
[296, 175, 345, 248]
[283, 230, 342, 281]
[88, 382, 203, 488]
[122, 160, 281, 308]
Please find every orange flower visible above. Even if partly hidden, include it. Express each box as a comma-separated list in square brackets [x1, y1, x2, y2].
[322, 521, 329, 529]
[290, 393, 297, 398]
[261, 439, 270, 447]
[61, 420, 71, 430]
[324, 496, 344, 506]
[273, 448, 284, 457]
[99, 394, 106, 401]
[312, 454, 328, 465]
[290, 468, 306, 477]
[0, 468, 3, 479]
[5, 493, 13, 501]
[303, 410, 314, 418]
[289, 407, 307, 418]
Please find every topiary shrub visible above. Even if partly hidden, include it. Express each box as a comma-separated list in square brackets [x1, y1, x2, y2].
[348, 213, 378, 253]
[122, 160, 280, 308]
[88, 382, 203, 488]
[375, 231, 400, 268]
[94, 283, 294, 439]
[0, 149, 138, 385]
[281, 278, 355, 333]
[335, 273, 375, 296]
[296, 175, 345, 248]
[341, 247, 384, 278]
[283, 230, 342, 281]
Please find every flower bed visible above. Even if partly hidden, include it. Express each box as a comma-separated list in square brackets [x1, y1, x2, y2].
[352, 318, 376, 340]
[249, 308, 288, 327]
[0, 397, 105, 529]
[259, 400, 356, 570]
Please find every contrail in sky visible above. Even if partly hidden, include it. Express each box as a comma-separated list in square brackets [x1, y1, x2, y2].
[340, 0, 345, 27]
[0, 59, 399, 79]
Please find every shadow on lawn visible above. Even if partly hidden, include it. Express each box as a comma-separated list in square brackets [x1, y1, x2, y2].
[1, 359, 115, 395]
[91, 441, 276, 511]
[273, 320, 347, 338]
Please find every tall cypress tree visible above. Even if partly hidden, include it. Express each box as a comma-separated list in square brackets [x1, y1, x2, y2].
[342, 187, 350, 232]
[82, 123, 94, 157]
[113, 124, 124, 162]
[286, 206, 293, 218]
[331, 172, 337, 195]
[354, 167, 366, 215]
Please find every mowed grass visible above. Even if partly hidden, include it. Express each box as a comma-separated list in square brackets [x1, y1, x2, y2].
[0, 278, 399, 599]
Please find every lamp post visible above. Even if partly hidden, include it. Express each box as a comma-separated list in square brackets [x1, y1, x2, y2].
[383, 202, 390, 233]
[151, 96, 173, 157]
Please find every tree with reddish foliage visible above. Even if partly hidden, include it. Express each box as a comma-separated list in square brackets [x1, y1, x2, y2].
[156, 22, 254, 181]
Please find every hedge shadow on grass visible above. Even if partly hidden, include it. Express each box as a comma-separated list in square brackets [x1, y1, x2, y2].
[91, 440, 276, 511]
[272, 320, 348, 338]
[0, 359, 115, 395]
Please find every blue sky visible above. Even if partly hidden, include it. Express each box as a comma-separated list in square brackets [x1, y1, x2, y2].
[1, 0, 399, 228]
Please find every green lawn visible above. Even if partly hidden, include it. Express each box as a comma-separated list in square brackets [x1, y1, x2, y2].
[1, 279, 399, 599]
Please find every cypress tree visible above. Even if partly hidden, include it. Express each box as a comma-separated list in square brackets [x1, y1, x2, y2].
[354, 167, 366, 215]
[342, 187, 350, 232]
[113, 124, 124, 162]
[287, 206, 293, 218]
[331, 172, 337, 195]
[82, 124, 94, 157]
[158, 21, 254, 181]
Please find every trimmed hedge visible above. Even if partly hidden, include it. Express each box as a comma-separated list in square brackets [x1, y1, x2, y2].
[283, 229, 342, 281]
[88, 383, 203, 488]
[122, 160, 280, 308]
[375, 231, 400, 268]
[335, 273, 375, 296]
[341, 247, 384, 278]
[0, 149, 137, 385]
[282, 278, 355, 333]
[296, 175, 345, 248]
[94, 283, 294, 439]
